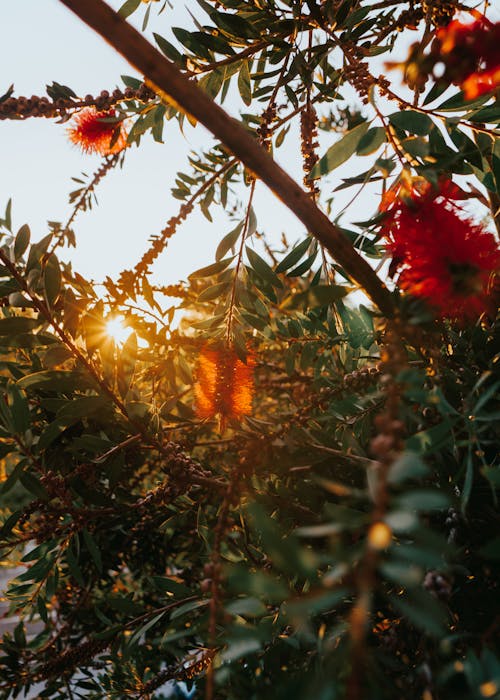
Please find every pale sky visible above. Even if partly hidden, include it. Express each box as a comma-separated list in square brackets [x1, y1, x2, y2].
[2, 2, 497, 293]
[0, 1, 306, 287]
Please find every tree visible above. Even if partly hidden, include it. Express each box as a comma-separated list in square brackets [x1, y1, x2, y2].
[0, 1, 499, 698]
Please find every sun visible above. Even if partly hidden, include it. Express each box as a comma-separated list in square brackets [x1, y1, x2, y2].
[105, 316, 131, 345]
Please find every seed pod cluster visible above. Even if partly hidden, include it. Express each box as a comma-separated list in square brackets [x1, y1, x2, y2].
[0, 85, 155, 120]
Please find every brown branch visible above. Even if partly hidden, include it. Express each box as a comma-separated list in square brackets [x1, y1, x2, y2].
[57, 0, 394, 316]
[0, 84, 154, 121]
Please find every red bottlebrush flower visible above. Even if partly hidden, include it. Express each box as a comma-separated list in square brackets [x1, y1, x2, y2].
[67, 108, 127, 156]
[381, 182, 500, 320]
[434, 17, 500, 98]
[462, 66, 500, 99]
[392, 16, 500, 98]
[194, 346, 255, 428]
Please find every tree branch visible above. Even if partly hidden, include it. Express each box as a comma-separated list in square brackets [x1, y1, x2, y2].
[57, 0, 394, 316]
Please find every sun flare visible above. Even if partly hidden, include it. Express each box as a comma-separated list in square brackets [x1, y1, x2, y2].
[105, 317, 131, 345]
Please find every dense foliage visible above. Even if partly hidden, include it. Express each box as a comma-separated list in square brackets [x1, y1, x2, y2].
[1, 1, 499, 699]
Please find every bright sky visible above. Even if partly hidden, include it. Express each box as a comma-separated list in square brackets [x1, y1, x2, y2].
[2, 2, 497, 293]
[0, 1, 306, 288]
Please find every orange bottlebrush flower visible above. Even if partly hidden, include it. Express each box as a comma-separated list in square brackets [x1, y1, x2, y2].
[390, 16, 500, 98]
[67, 108, 128, 156]
[381, 181, 500, 320]
[462, 66, 500, 99]
[434, 17, 500, 97]
[194, 346, 255, 427]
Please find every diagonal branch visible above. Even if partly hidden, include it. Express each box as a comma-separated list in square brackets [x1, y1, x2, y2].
[58, 0, 394, 316]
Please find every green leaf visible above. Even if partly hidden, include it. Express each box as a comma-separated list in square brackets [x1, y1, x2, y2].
[8, 384, 30, 434]
[227, 564, 288, 603]
[0, 459, 27, 495]
[287, 250, 318, 277]
[19, 472, 49, 500]
[396, 490, 449, 512]
[388, 452, 429, 484]
[199, 69, 225, 99]
[275, 237, 311, 273]
[14, 224, 30, 260]
[82, 529, 102, 573]
[401, 137, 430, 159]
[18, 554, 54, 583]
[240, 311, 267, 331]
[483, 466, 500, 488]
[150, 38, 181, 70]
[189, 256, 234, 279]
[197, 281, 230, 303]
[423, 80, 449, 105]
[246, 247, 283, 288]
[247, 503, 315, 576]
[310, 122, 369, 179]
[127, 611, 166, 648]
[284, 589, 348, 619]
[462, 445, 474, 513]
[210, 11, 259, 39]
[215, 223, 243, 261]
[380, 561, 423, 587]
[118, 332, 137, 398]
[225, 597, 267, 617]
[17, 370, 96, 393]
[307, 284, 349, 306]
[26, 234, 53, 273]
[473, 380, 500, 414]
[356, 126, 386, 156]
[2, 198, 12, 232]
[121, 75, 143, 90]
[172, 27, 211, 60]
[194, 30, 234, 55]
[37, 417, 77, 451]
[407, 421, 455, 455]
[384, 510, 419, 533]
[152, 576, 192, 598]
[118, 0, 141, 18]
[56, 396, 109, 421]
[108, 594, 143, 615]
[275, 125, 290, 148]
[170, 599, 209, 620]
[0, 317, 41, 335]
[389, 590, 446, 637]
[467, 105, 500, 123]
[220, 638, 261, 663]
[389, 110, 434, 136]
[65, 544, 85, 588]
[238, 60, 252, 106]
[437, 90, 489, 111]
[43, 254, 62, 307]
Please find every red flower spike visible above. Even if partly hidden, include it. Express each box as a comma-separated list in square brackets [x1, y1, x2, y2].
[434, 17, 500, 98]
[194, 346, 255, 429]
[67, 108, 128, 156]
[462, 66, 500, 99]
[381, 182, 500, 321]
